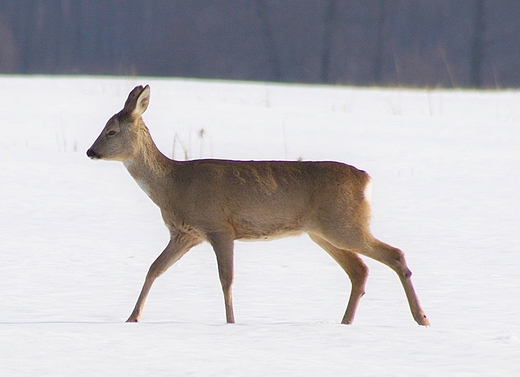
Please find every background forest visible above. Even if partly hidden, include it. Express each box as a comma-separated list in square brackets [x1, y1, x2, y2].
[0, 1, 518, 88]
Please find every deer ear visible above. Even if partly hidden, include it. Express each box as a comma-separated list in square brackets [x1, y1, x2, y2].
[123, 85, 150, 117]
[133, 85, 150, 117]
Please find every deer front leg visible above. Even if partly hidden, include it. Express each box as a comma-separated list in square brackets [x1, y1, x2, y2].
[126, 233, 199, 322]
[208, 232, 235, 324]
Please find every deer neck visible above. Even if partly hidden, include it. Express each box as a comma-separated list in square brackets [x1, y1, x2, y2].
[123, 127, 174, 206]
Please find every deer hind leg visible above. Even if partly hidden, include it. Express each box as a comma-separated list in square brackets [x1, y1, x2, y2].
[208, 232, 235, 324]
[361, 238, 430, 326]
[126, 233, 199, 323]
[309, 233, 369, 325]
[316, 226, 429, 326]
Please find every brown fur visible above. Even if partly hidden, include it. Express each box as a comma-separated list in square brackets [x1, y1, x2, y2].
[87, 85, 429, 326]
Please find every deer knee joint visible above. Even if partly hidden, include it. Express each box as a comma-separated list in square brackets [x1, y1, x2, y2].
[146, 263, 165, 281]
[393, 254, 412, 279]
[352, 264, 369, 286]
[359, 264, 369, 280]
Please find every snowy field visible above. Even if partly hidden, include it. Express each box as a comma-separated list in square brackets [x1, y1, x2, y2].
[0, 75, 519, 376]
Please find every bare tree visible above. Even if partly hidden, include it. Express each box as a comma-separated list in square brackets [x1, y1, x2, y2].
[470, 0, 485, 87]
[255, 0, 281, 81]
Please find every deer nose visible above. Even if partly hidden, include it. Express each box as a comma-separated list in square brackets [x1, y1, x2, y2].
[86, 148, 100, 159]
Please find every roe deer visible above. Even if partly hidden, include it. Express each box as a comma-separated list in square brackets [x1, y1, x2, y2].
[86, 85, 429, 326]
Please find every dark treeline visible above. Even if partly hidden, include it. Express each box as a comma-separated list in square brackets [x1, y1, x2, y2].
[0, 0, 519, 88]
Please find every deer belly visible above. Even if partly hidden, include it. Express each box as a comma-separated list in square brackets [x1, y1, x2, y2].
[232, 217, 305, 241]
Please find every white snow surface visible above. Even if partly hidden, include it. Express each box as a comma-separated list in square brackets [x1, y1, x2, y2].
[0, 76, 519, 376]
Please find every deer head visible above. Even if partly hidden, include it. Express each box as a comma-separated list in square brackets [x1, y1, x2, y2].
[87, 85, 150, 161]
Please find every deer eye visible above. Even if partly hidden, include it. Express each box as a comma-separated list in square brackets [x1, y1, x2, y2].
[107, 130, 117, 136]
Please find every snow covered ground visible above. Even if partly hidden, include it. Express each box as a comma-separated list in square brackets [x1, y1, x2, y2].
[0, 76, 519, 376]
